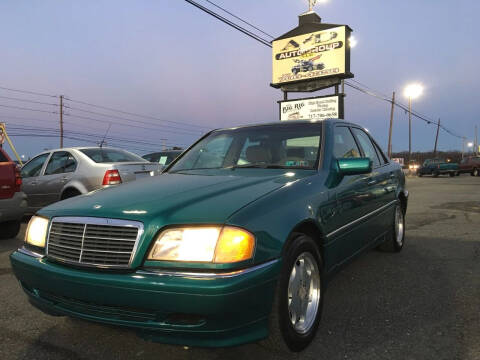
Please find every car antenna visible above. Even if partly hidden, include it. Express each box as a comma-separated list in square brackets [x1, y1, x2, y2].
[99, 123, 112, 148]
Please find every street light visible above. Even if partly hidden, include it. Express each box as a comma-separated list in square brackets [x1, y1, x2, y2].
[404, 83, 424, 162]
[349, 35, 358, 48]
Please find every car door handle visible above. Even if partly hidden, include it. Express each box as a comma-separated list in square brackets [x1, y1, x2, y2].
[61, 177, 70, 183]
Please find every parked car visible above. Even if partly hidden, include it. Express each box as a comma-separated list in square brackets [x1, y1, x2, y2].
[20, 147, 159, 214]
[458, 156, 480, 176]
[142, 150, 183, 170]
[417, 158, 458, 177]
[291, 60, 325, 75]
[0, 147, 27, 239]
[11, 120, 408, 352]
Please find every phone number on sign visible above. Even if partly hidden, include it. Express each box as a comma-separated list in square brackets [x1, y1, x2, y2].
[309, 112, 338, 119]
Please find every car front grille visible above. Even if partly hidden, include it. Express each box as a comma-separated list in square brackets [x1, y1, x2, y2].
[46, 217, 143, 268]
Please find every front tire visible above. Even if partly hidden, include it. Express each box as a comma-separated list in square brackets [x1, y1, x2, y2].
[263, 233, 324, 352]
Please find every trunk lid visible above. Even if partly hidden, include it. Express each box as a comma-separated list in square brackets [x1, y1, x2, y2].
[111, 162, 160, 183]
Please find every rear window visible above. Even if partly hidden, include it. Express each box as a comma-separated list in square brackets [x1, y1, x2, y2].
[80, 148, 146, 163]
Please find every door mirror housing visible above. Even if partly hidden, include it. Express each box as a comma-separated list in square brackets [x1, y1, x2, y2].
[337, 158, 372, 176]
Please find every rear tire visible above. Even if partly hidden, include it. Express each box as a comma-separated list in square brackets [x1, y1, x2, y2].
[0, 220, 21, 239]
[433, 171, 439, 177]
[449, 172, 455, 177]
[473, 168, 479, 177]
[262, 233, 324, 352]
[378, 204, 405, 252]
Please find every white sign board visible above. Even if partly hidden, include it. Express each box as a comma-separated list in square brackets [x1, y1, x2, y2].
[280, 95, 341, 121]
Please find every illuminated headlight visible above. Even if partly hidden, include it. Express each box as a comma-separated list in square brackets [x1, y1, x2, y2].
[147, 226, 255, 263]
[25, 216, 49, 248]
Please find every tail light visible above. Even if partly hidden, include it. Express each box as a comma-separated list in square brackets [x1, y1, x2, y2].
[14, 167, 22, 192]
[102, 169, 122, 185]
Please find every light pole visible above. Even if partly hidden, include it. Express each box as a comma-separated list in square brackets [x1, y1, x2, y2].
[404, 84, 423, 162]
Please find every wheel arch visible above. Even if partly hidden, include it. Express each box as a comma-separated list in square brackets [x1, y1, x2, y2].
[60, 186, 83, 199]
[283, 220, 326, 262]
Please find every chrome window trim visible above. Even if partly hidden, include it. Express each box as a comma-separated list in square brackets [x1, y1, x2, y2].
[326, 200, 398, 238]
[137, 259, 280, 279]
[46, 216, 144, 269]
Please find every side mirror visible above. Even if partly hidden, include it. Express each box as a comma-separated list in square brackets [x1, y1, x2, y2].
[338, 157, 372, 176]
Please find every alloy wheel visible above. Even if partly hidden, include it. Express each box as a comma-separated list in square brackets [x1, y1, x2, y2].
[395, 206, 405, 246]
[287, 252, 321, 334]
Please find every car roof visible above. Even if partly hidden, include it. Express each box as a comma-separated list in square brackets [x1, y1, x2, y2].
[34, 146, 131, 154]
[216, 119, 364, 131]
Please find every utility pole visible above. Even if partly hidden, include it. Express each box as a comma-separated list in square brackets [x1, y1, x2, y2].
[433, 118, 440, 157]
[59, 95, 64, 148]
[387, 91, 395, 158]
[475, 125, 478, 155]
[408, 96, 412, 162]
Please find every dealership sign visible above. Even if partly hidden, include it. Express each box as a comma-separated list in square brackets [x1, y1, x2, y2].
[279, 95, 343, 121]
[272, 25, 352, 87]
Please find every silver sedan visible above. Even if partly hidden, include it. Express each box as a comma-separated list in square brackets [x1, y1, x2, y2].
[21, 147, 160, 214]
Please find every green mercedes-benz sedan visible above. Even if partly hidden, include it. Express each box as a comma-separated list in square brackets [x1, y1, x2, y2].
[10, 119, 408, 352]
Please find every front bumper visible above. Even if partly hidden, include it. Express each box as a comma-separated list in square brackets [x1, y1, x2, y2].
[0, 191, 27, 222]
[10, 250, 281, 347]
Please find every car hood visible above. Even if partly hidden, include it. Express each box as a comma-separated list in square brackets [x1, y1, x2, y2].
[39, 169, 314, 224]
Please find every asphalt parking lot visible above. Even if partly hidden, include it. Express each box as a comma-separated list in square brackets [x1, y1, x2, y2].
[1, 175, 479, 360]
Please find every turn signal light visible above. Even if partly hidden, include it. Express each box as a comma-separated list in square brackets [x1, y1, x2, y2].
[102, 169, 122, 185]
[214, 227, 255, 263]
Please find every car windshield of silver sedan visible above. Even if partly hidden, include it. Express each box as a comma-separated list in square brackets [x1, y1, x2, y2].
[169, 123, 322, 172]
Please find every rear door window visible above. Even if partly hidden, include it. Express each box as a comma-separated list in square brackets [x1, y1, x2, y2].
[44, 152, 77, 175]
[21, 153, 49, 178]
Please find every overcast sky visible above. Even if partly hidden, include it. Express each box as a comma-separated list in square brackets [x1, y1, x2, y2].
[1, 0, 478, 159]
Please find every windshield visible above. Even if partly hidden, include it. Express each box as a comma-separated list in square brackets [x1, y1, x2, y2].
[80, 148, 146, 163]
[169, 123, 322, 172]
[143, 151, 182, 165]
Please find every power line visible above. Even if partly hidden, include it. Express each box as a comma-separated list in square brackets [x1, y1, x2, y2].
[184, 0, 272, 47]
[0, 103, 58, 114]
[64, 113, 205, 137]
[203, 0, 275, 39]
[63, 97, 212, 130]
[0, 85, 58, 98]
[0, 95, 59, 107]
[63, 104, 203, 135]
[8, 125, 187, 148]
